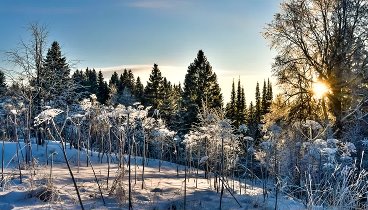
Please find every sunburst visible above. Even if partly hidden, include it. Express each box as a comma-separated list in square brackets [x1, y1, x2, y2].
[312, 81, 329, 99]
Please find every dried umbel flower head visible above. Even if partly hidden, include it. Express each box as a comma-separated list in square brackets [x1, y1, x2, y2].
[34, 109, 64, 126]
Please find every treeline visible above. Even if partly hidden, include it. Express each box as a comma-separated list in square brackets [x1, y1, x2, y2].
[64, 52, 272, 141]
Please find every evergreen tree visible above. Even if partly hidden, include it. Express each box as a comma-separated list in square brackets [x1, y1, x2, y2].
[261, 80, 268, 116]
[266, 78, 273, 111]
[248, 101, 255, 125]
[247, 82, 263, 143]
[247, 100, 261, 143]
[127, 70, 135, 95]
[225, 80, 236, 121]
[241, 87, 247, 122]
[235, 78, 246, 128]
[118, 73, 125, 93]
[109, 71, 120, 88]
[161, 77, 176, 122]
[226, 78, 247, 128]
[134, 76, 144, 101]
[255, 82, 261, 123]
[72, 69, 84, 85]
[172, 83, 182, 108]
[85, 68, 98, 94]
[97, 70, 110, 104]
[181, 50, 223, 132]
[72, 69, 88, 99]
[42, 41, 74, 106]
[207, 73, 223, 108]
[118, 69, 129, 93]
[144, 64, 164, 112]
[0, 70, 7, 95]
[170, 83, 185, 131]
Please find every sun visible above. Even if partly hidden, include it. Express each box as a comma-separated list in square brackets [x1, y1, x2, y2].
[312, 81, 329, 99]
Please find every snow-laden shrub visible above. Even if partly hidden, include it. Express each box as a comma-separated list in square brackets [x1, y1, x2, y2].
[260, 116, 368, 209]
[184, 107, 243, 176]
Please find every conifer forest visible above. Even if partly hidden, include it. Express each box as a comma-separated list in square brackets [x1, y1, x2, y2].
[0, 0, 368, 209]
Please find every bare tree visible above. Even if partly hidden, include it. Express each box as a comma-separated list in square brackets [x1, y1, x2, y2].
[264, 0, 368, 139]
[5, 23, 48, 145]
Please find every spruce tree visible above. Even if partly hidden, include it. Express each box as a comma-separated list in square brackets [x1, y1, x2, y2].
[261, 80, 267, 116]
[255, 82, 261, 123]
[97, 70, 109, 104]
[161, 77, 176, 122]
[127, 70, 135, 95]
[226, 78, 247, 129]
[134, 76, 144, 101]
[42, 41, 74, 106]
[241, 87, 247, 123]
[109, 71, 120, 88]
[266, 78, 273, 112]
[247, 101, 255, 137]
[0, 70, 7, 95]
[181, 50, 223, 132]
[235, 78, 246, 128]
[144, 64, 164, 112]
[207, 73, 223, 108]
[72, 69, 88, 99]
[118, 69, 129, 93]
[248, 101, 255, 124]
[86, 68, 98, 95]
[225, 80, 236, 122]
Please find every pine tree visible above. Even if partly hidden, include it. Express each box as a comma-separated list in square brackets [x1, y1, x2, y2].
[144, 64, 164, 112]
[181, 50, 223, 132]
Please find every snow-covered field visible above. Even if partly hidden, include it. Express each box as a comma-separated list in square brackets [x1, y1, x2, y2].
[0, 141, 305, 210]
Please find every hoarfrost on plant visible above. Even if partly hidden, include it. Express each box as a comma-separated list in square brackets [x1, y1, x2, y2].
[34, 108, 64, 126]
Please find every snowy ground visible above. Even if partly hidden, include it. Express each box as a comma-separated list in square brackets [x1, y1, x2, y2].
[0, 141, 305, 210]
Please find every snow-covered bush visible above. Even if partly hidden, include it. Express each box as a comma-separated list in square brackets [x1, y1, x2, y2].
[184, 107, 243, 178]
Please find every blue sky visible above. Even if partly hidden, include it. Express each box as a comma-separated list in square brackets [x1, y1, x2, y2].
[0, 0, 281, 103]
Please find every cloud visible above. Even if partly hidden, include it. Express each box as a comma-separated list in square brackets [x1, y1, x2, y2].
[98, 64, 187, 85]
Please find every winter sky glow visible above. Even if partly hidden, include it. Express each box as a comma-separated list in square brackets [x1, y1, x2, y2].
[0, 0, 282, 103]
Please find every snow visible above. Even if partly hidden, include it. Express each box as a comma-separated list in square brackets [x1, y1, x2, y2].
[0, 141, 306, 210]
